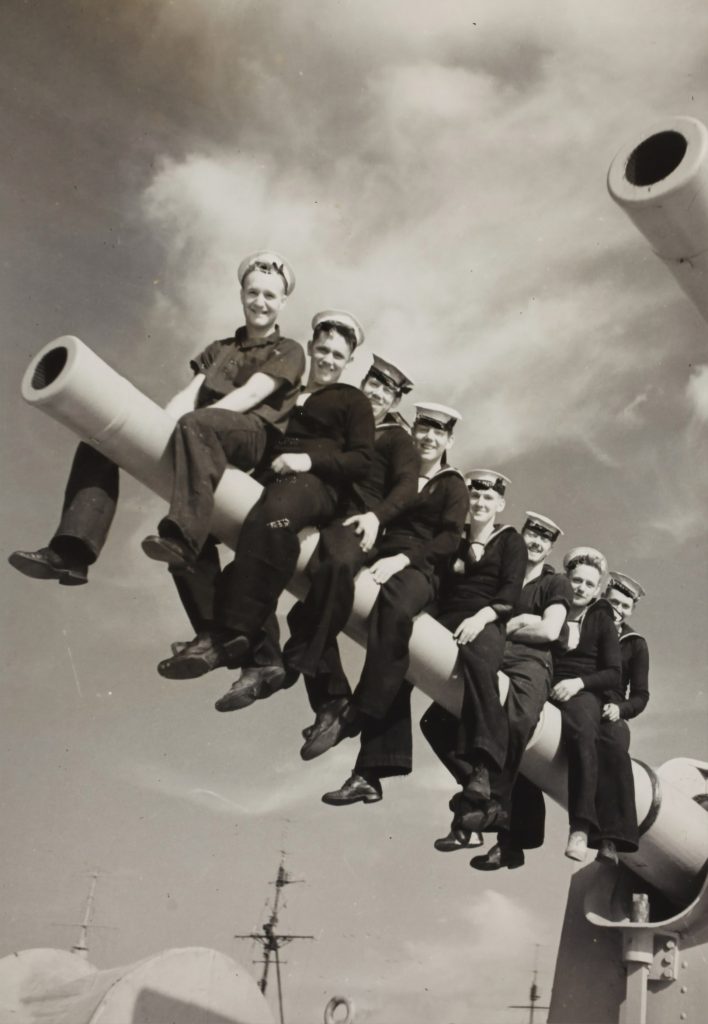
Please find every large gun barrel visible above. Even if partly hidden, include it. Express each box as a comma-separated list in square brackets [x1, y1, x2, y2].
[21, 336, 708, 906]
[607, 115, 708, 323]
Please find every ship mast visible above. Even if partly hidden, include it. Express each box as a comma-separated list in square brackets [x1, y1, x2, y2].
[234, 856, 314, 1024]
[508, 945, 549, 1024]
[71, 871, 99, 959]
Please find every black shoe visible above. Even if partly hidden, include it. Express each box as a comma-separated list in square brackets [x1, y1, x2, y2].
[300, 703, 362, 761]
[434, 827, 484, 853]
[141, 535, 194, 570]
[470, 842, 525, 871]
[463, 762, 491, 803]
[322, 773, 382, 806]
[158, 631, 250, 679]
[8, 546, 88, 586]
[450, 795, 508, 834]
[301, 698, 348, 741]
[214, 665, 295, 712]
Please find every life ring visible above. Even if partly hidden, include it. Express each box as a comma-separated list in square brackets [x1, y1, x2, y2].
[324, 994, 355, 1024]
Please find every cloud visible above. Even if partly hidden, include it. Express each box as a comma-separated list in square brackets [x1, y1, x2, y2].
[686, 364, 708, 421]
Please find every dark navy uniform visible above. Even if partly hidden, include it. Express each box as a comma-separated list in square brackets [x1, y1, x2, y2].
[284, 415, 420, 706]
[420, 524, 527, 782]
[213, 384, 375, 642]
[351, 468, 470, 777]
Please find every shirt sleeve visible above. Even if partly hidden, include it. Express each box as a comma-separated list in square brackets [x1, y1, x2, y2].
[370, 430, 420, 526]
[545, 574, 574, 610]
[190, 340, 221, 376]
[408, 476, 469, 572]
[580, 610, 622, 693]
[488, 531, 528, 622]
[618, 637, 650, 719]
[257, 338, 306, 387]
[308, 391, 375, 484]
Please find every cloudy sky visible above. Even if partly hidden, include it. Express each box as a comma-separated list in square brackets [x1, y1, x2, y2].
[1, 2, 707, 1022]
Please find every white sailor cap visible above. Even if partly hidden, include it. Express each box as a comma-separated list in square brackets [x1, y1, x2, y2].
[606, 571, 646, 602]
[311, 309, 365, 350]
[237, 251, 296, 295]
[465, 469, 511, 496]
[365, 354, 414, 395]
[413, 402, 462, 432]
[523, 510, 563, 541]
[563, 546, 608, 576]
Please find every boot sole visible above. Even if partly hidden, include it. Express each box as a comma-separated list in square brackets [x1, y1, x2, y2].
[8, 552, 87, 585]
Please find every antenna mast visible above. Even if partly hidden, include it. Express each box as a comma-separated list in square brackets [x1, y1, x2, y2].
[508, 945, 550, 1024]
[234, 856, 314, 1024]
[71, 872, 99, 959]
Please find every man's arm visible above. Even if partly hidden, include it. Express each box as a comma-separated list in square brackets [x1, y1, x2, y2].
[210, 371, 279, 413]
[508, 602, 568, 644]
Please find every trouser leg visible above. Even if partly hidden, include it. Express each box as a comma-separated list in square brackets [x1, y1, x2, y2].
[453, 621, 508, 774]
[159, 408, 268, 556]
[492, 647, 551, 812]
[355, 682, 414, 777]
[171, 535, 222, 633]
[558, 691, 602, 830]
[351, 566, 435, 719]
[215, 474, 338, 641]
[591, 720, 638, 851]
[284, 522, 368, 677]
[506, 774, 546, 850]
[420, 703, 465, 784]
[51, 442, 120, 563]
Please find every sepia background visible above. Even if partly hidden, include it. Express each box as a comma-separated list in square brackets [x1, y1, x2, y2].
[1, 2, 707, 1021]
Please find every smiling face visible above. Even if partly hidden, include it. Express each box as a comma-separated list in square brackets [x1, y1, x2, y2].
[605, 586, 635, 623]
[468, 485, 505, 527]
[307, 329, 354, 387]
[361, 373, 399, 423]
[240, 268, 288, 335]
[522, 526, 554, 565]
[567, 563, 602, 609]
[412, 420, 453, 470]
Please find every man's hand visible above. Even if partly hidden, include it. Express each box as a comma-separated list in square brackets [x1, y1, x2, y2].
[506, 613, 540, 635]
[453, 614, 486, 646]
[369, 553, 410, 585]
[551, 677, 585, 702]
[602, 702, 621, 722]
[271, 453, 313, 476]
[342, 512, 380, 552]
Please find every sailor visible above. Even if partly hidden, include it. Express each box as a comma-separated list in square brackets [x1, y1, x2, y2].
[419, 472, 527, 838]
[548, 547, 632, 863]
[299, 403, 469, 806]
[9, 251, 303, 598]
[153, 310, 374, 679]
[213, 353, 419, 713]
[602, 571, 650, 723]
[468, 512, 573, 869]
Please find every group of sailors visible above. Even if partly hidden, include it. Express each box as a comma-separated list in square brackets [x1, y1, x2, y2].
[9, 250, 650, 871]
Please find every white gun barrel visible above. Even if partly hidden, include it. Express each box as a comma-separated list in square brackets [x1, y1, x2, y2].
[21, 336, 708, 905]
[607, 115, 708, 323]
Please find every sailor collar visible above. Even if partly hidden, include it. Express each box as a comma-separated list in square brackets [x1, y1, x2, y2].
[619, 624, 645, 642]
[419, 466, 466, 485]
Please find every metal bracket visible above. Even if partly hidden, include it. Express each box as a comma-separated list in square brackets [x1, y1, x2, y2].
[647, 931, 679, 983]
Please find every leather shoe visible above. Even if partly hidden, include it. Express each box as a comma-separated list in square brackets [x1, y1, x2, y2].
[322, 773, 382, 806]
[301, 698, 347, 741]
[449, 794, 509, 834]
[8, 547, 88, 586]
[470, 842, 525, 871]
[142, 535, 194, 570]
[565, 829, 589, 862]
[300, 703, 362, 761]
[158, 631, 249, 679]
[596, 839, 619, 865]
[434, 827, 484, 852]
[214, 665, 295, 712]
[463, 762, 491, 803]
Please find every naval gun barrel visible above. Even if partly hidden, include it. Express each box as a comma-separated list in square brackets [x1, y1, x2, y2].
[21, 336, 708, 906]
[607, 115, 708, 324]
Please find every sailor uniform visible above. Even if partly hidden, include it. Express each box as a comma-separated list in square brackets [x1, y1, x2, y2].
[46, 326, 304, 579]
[420, 524, 527, 781]
[284, 416, 420, 705]
[349, 467, 470, 777]
[609, 625, 650, 719]
[493, 565, 574, 843]
[213, 384, 375, 642]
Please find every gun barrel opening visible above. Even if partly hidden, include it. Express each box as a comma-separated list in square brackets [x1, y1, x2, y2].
[625, 130, 688, 187]
[30, 346, 68, 391]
